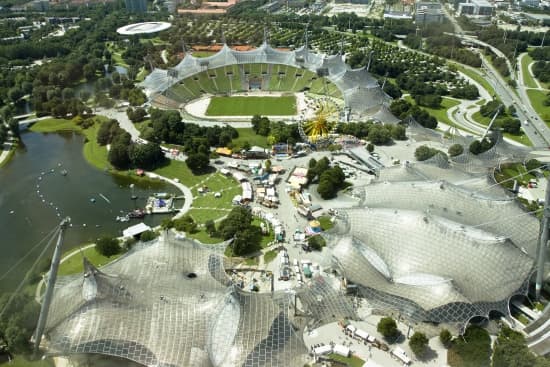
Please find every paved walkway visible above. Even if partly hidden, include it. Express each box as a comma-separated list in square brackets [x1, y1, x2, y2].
[95, 107, 141, 141]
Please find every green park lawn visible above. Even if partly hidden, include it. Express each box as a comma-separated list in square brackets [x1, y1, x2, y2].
[471, 111, 532, 146]
[186, 208, 230, 224]
[205, 96, 297, 116]
[263, 249, 278, 264]
[232, 128, 269, 149]
[327, 354, 365, 367]
[526, 89, 550, 123]
[57, 245, 124, 276]
[404, 95, 461, 127]
[191, 185, 241, 212]
[1, 356, 55, 367]
[190, 173, 239, 195]
[521, 54, 538, 89]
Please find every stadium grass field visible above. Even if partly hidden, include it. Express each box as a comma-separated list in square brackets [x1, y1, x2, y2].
[205, 96, 297, 116]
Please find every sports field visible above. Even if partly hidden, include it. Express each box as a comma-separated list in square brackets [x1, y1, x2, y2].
[205, 95, 297, 116]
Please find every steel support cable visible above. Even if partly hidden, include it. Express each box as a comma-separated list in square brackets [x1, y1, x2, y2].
[0, 226, 60, 320]
[0, 225, 60, 282]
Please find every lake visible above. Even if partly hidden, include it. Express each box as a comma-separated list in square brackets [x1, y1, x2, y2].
[0, 130, 176, 292]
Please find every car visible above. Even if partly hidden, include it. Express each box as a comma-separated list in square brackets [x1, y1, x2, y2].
[524, 121, 529, 126]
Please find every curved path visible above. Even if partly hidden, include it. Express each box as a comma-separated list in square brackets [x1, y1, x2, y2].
[144, 171, 193, 219]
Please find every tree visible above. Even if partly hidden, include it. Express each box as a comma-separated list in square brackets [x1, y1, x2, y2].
[140, 230, 158, 242]
[368, 125, 392, 145]
[448, 143, 464, 157]
[186, 152, 210, 173]
[469, 138, 494, 155]
[366, 143, 374, 153]
[95, 237, 120, 257]
[409, 331, 429, 357]
[128, 142, 164, 170]
[415, 145, 446, 161]
[307, 235, 326, 251]
[218, 206, 262, 256]
[526, 159, 543, 171]
[377, 317, 399, 340]
[0, 293, 39, 353]
[264, 159, 272, 172]
[205, 219, 217, 236]
[439, 329, 452, 348]
[108, 140, 130, 169]
[174, 215, 198, 234]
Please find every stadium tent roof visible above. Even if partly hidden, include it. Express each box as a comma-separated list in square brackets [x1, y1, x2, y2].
[329, 207, 533, 324]
[44, 234, 311, 366]
[139, 41, 393, 121]
[324, 152, 540, 328]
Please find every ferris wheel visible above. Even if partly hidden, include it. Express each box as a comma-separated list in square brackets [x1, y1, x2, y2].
[299, 97, 341, 145]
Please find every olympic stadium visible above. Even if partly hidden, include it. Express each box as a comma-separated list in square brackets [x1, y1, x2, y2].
[139, 40, 395, 123]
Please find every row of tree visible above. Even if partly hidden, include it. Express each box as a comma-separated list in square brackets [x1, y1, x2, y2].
[336, 121, 407, 145]
[143, 109, 239, 154]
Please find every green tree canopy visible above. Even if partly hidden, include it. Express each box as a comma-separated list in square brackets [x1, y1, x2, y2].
[448, 143, 464, 157]
[377, 316, 399, 340]
[409, 331, 429, 357]
[95, 236, 121, 257]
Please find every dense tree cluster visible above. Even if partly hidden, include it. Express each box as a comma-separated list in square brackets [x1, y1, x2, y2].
[306, 157, 348, 199]
[425, 35, 481, 67]
[448, 326, 492, 367]
[469, 137, 496, 155]
[97, 119, 164, 170]
[390, 99, 438, 129]
[250, 115, 301, 146]
[336, 121, 406, 144]
[0, 293, 40, 353]
[144, 109, 238, 153]
[532, 61, 550, 84]
[174, 215, 198, 234]
[492, 327, 550, 367]
[218, 206, 262, 256]
[415, 145, 448, 161]
[126, 107, 147, 123]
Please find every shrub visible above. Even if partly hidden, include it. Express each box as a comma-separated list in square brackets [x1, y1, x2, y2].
[440, 329, 452, 348]
[307, 235, 326, 251]
[139, 230, 158, 242]
[448, 144, 464, 157]
[95, 237, 121, 257]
